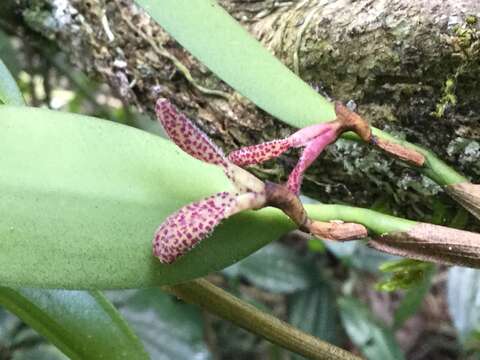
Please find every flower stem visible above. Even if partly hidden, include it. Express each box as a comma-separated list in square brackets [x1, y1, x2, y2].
[344, 128, 467, 185]
[305, 203, 417, 234]
[165, 279, 361, 360]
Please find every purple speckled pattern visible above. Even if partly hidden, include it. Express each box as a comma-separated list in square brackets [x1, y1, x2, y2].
[228, 139, 291, 166]
[153, 192, 237, 264]
[155, 98, 229, 168]
[153, 99, 268, 264]
[228, 121, 338, 195]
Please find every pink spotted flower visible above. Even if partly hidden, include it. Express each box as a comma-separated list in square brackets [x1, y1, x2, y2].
[228, 120, 343, 195]
[153, 99, 267, 263]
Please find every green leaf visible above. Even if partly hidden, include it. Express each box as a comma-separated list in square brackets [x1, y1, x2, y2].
[288, 283, 341, 354]
[133, 0, 335, 129]
[0, 307, 18, 346]
[0, 67, 143, 360]
[376, 260, 433, 292]
[392, 265, 434, 329]
[223, 243, 314, 294]
[325, 241, 399, 274]
[447, 267, 480, 342]
[0, 58, 24, 106]
[0, 31, 20, 77]
[338, 297, 405, 360]
[118, 288, 211, 360]
[133, 0, 467, 188]
[0, 105, 294, 289]
[307, 238, 326, 253]
[0, 288, 148, 359]
[12, 344, 68, 360]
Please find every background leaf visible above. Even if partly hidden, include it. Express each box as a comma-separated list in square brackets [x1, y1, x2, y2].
[0, 105, 294, 289]
[393, 266, 433, 329]
[338, 297, 405, 360]
[0, 31, 20, 77]
[223, 243, 314, 294]
[288, 282, 342, 356]
[11, 344, 68, 360]
[325, 241, 399, 274]
[117, 288, 211, 360]
[0, 58, 24, 106]
[0, 288, 147, 359]
[447, 267, 480, 342]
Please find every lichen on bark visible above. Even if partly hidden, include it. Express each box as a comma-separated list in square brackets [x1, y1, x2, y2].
[10, 0, 480, 221]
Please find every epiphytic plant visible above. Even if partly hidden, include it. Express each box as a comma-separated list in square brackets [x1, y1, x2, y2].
[153, 99, 368, 263]
[228, 102, 372, 195]
[154, 98, 480, 268]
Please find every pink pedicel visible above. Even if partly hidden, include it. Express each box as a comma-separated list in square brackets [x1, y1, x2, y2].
[288, 123, 332, 148]
[287, 128, 337, 194]
[153, 192, 237, 264]
[155, 98, 228, 167]
[227, 121, 338, 195]
[227, 124, 332, 167]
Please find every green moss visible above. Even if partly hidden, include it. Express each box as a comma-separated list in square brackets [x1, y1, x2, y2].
[433, 16, 479, 119]
[432, 77, 457, 118]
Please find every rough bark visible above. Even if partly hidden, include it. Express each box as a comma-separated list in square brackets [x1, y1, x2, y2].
[9, 0, 480, 220]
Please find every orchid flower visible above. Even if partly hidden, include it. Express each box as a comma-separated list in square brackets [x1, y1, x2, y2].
[228, 102, 371, 195]
[153, 99, 267, 263]
[153, 99, 368, 264]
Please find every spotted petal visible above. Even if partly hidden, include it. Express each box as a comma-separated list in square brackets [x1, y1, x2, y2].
[153, 191, 266, 264]
[155, 98, 228, 167]
[228, 139, 291, 166]
[153, 192, 237, 264]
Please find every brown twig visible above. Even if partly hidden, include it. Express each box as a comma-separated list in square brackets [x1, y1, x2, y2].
[334, 102, 426, 167]
[372, 137, 426, 167]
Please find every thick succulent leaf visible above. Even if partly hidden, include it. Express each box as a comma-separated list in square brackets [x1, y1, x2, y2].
[0, 106, 293, 289]
[0, 288, 147, 359]
[134, 0, 335, 129]
[118, 289, 211, 360]
[223, 243, 314, 293]
[338, 297, 405, 360]
[0, 58, 144, 360]
[0, 58, 24, 106]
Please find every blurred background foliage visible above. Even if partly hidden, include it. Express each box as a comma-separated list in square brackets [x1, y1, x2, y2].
[1, 9, 480, 360]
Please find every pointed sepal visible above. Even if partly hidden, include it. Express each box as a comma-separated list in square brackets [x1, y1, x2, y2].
[155, 98, 228, 167]
[228, 139, 291, 166]
[153, 192, 237, 264]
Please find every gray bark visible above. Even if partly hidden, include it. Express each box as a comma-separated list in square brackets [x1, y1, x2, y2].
[10, 0, 480, 220]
